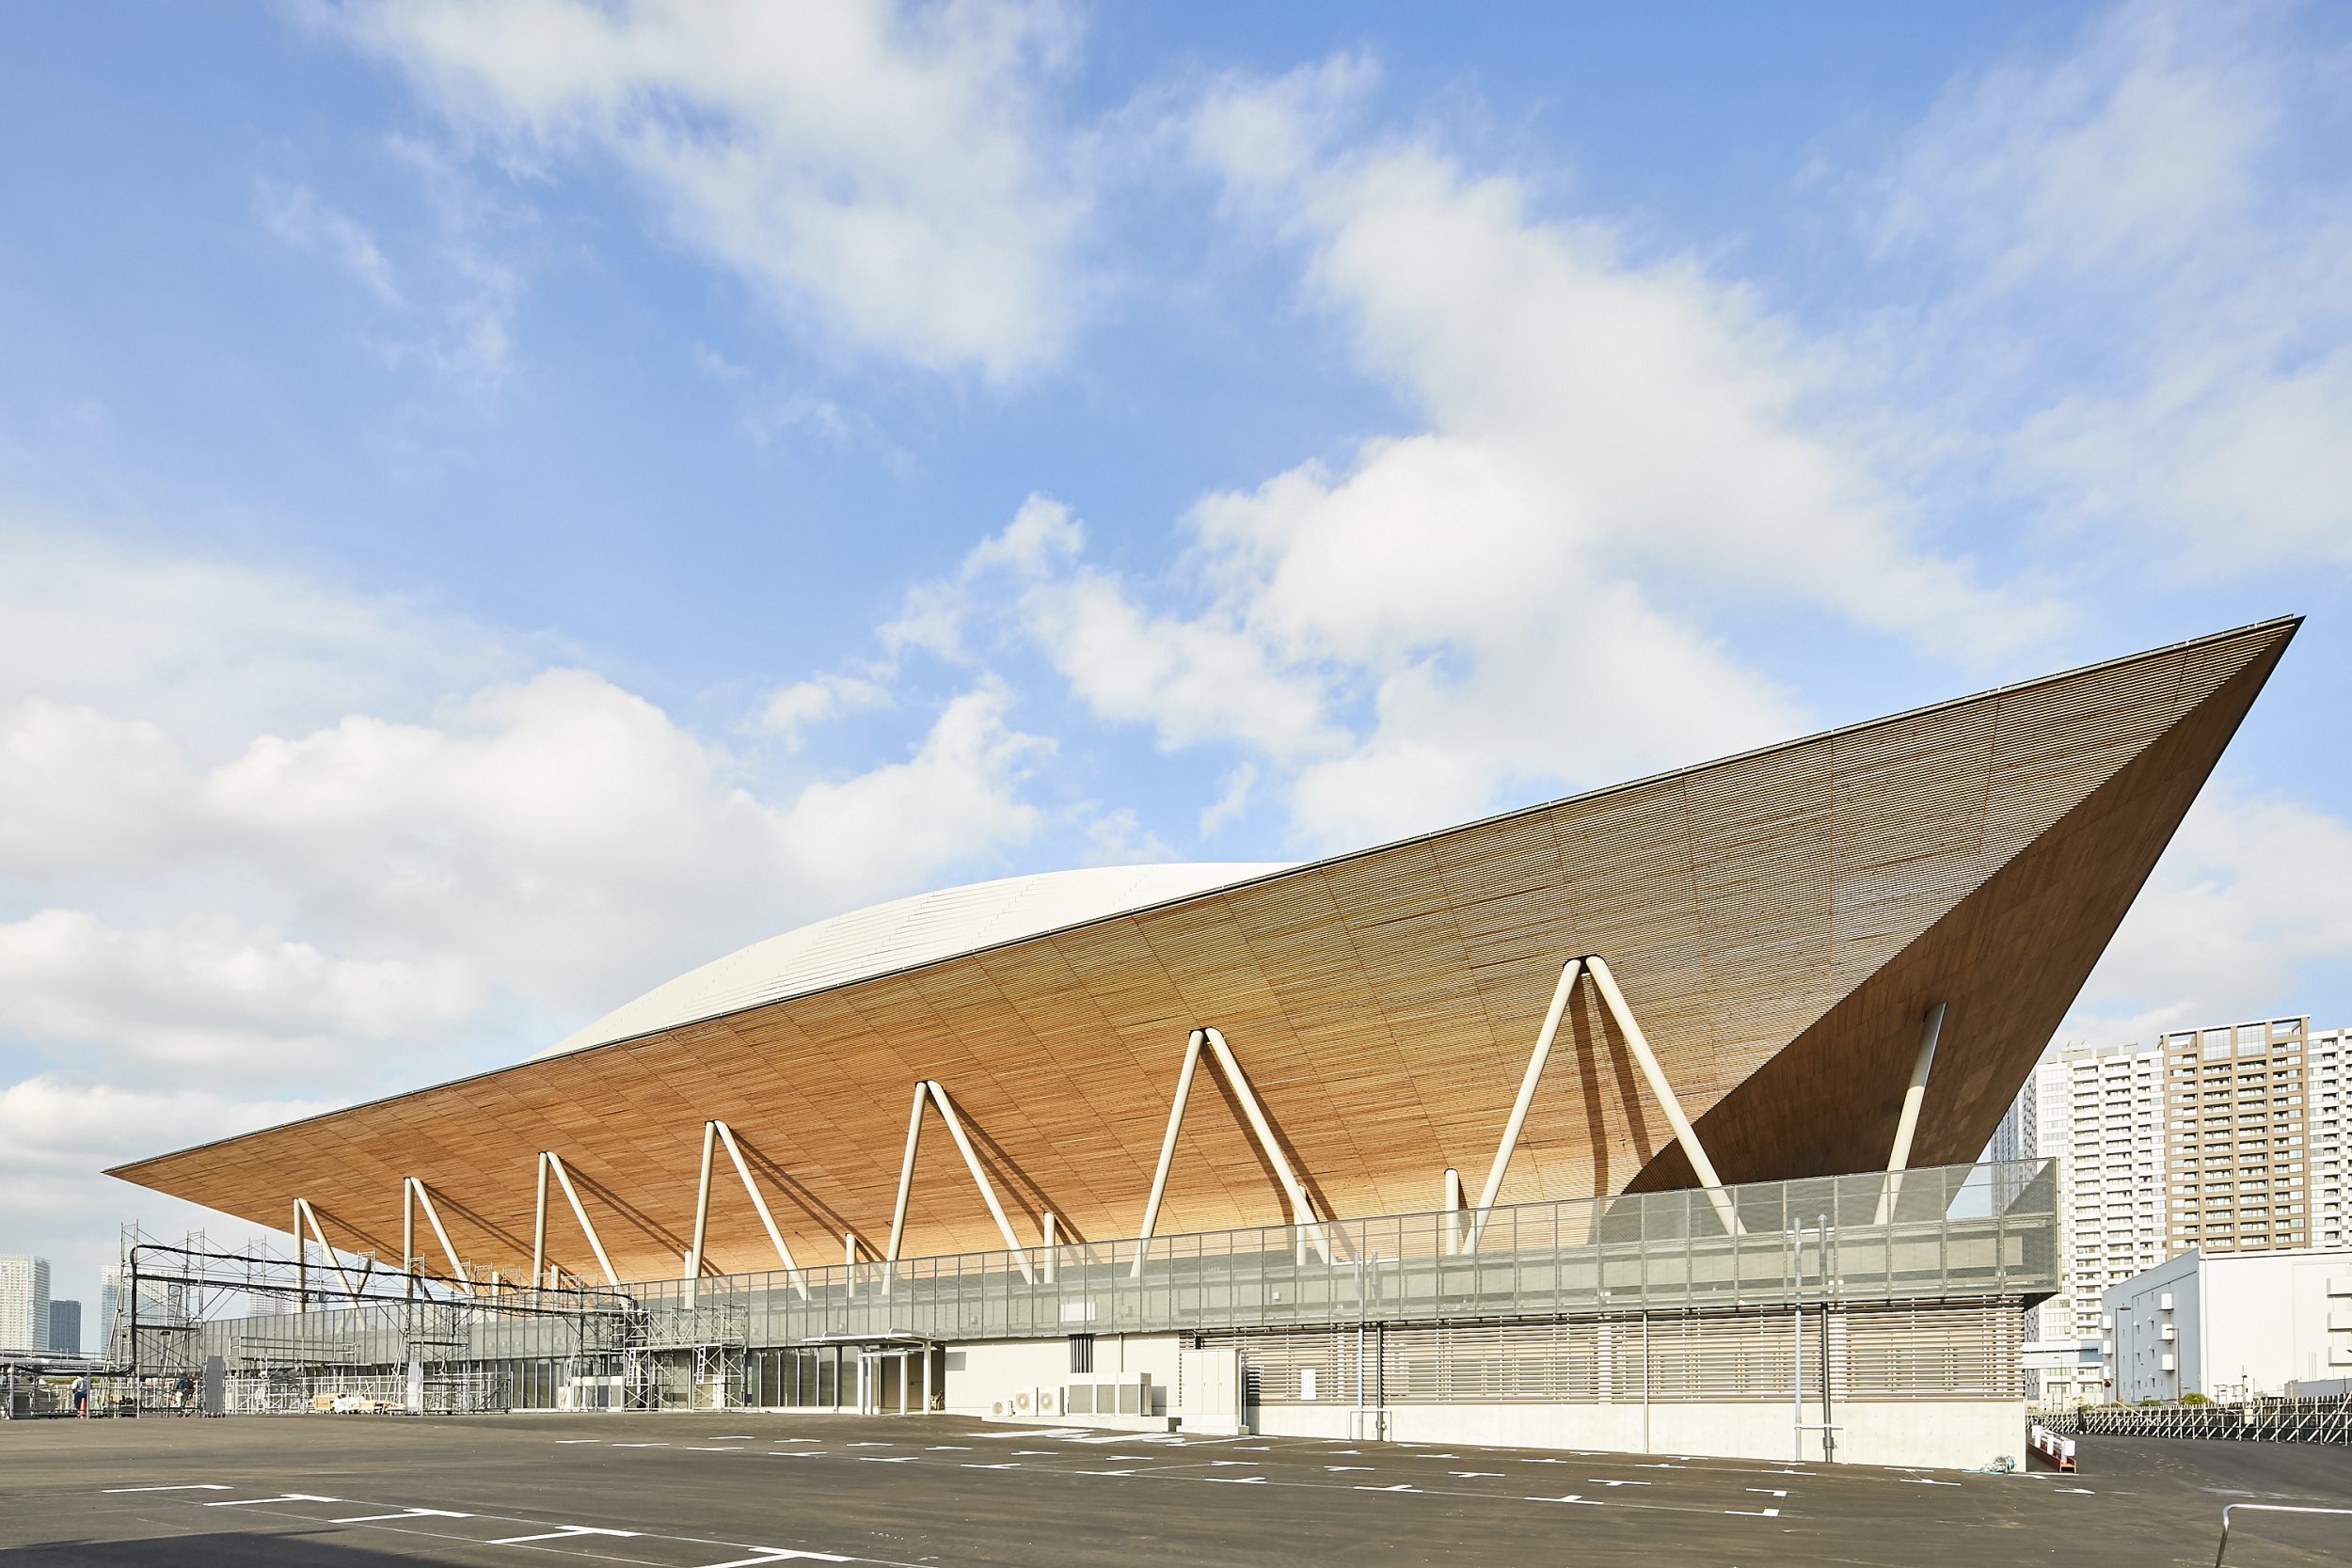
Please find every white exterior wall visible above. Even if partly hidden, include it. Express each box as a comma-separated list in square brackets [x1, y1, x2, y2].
[943, 1333, 1184, 1423]
[2103, 1245, 2352, 1401]
[940, 1330, 2025, 1470]
[1254, 1400, 2022, 1471]
[0, 1255, 50, 1352]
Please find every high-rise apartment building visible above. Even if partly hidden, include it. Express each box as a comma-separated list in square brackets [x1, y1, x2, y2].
[0, 1254, 52, 1351]
[48, 1299, 81, 1355]
[2027, 1052, 2078, 1342]
[2001, 1018, 2350, 1357]
[2163, 1018, 2319, 1255]
[97, 1265, 123, 1359]
[2054, 1041, 2168, 1340]
[2312, 1027, 2346, 1250]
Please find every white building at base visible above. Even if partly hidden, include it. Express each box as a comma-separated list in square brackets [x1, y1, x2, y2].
[2101, 1245, 2352, 1402]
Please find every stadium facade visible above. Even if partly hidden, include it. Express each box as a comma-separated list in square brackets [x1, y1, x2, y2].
[109, 618, 2297, 1466]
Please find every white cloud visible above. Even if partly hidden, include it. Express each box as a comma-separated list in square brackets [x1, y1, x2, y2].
[0, 910, 482, 1075]
[255, 178, 405, 305]
[756, 672, 891, 749]
[1872, 0, 2352, 571]
[0, 516, 1057, 1297]
[871, 68, 2066, 849]
[0, 527, 529, 754]
[0, 1075, 336, 1315]
[2064, 789, 2352, 1044]
[330, 0, 1089, 379]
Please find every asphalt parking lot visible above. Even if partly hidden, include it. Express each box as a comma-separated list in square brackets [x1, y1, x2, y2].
[1, 1413, 2345, 1566]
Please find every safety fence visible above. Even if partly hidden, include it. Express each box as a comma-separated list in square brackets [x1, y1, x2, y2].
[2046, 1396, 2350, 1446]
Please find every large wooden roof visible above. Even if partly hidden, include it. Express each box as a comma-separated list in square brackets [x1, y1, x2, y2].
[112, 619, 2296, 1284]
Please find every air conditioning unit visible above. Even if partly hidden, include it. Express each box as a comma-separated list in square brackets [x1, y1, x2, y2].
[2160, 1354, 2176, 1371]
[991, 1400, 1006, 1417]
[1013, 1390, 1032, 1414]
[2160, 1324, 2176, 1340]
[2158, 1292, 2174, 1311]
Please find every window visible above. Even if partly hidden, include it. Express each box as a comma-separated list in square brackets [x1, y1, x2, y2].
[1069, 1334, 1095, 1374]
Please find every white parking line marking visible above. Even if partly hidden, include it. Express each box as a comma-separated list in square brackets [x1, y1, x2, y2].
[1356, 1483, 1420, 1493]
[555, 1439, 602, 1445]
[963, 1463, 1019, 1470]
[692, 1551, 851, 1566]
[925, 1445, 971, 1451]
[1324, 1465, 1372, 1472]
[1727, 1507, 1782, 1517]
[332, 1509, 472, 1523]
[103, 1485, 231, 1493]
[1208, 1476, 1267, 1485]
[611, 1442, 670, 1448]
[206, 1495, 341, 1508]
[489, 1526, 641, 1544]
[1747, 1489, 1788, 1499]
[1899, 1478, 1960, 1487]
[1528, 1494, 1601, 1506]
[1073, 1468, 1137, 1478]
[1012, 1450, 1060, 1456]
[767, 1451, 827, 1458]
[855, 1456, 915, 1464]
[1633, 1462, 1687, 1469]
[1207, 1460, 1256, 1466]
[1450, 1471, 1503, 1480]
[686, 1446, 747, 1452]
[708, 1434, 755, 1440]
[1589, 1479, 1650, 1487]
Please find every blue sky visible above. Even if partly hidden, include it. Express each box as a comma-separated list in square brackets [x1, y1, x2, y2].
[4, 0, 2349, 1310]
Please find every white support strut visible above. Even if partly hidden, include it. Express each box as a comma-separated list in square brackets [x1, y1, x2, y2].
[711, 1119, 808, 1299]
[1584, 955, 1740, 1237]
[1200, 1027, 1332, 1263]
[686, 1119, 717, 1284]
[541, 1150, 618, 1287]
[1131, 1029, 1208, 1275]
[885, 1082, 929, 1266]
[531, 1153, 549, 1293]
[1875, 1002, 1946, 1225]
[1131, 1026, 1337, 1273]
[885, 1081, 1038, 1286]
[925, 1081, 1035, 1283]
[406, 1178, 472, 1291]
[1467, 958, 1586, 1251]
[294, 1197, 365, 1304]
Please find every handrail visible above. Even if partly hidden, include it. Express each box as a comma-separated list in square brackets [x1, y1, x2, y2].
[2213, 1503, 2352, 1567]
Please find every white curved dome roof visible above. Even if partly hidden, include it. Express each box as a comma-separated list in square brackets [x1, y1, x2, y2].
[538, 862, 1292, 1059]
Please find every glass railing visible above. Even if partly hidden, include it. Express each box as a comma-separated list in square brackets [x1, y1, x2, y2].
[182, 1160, 2056, 1364]
[633, 1157, 2059, 1345]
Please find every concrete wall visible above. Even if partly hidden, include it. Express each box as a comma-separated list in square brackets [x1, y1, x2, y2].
[1250, 1400, 2022, 1471]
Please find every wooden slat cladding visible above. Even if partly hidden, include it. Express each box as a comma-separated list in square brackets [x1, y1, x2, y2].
[111, 622, 2297, 1284]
